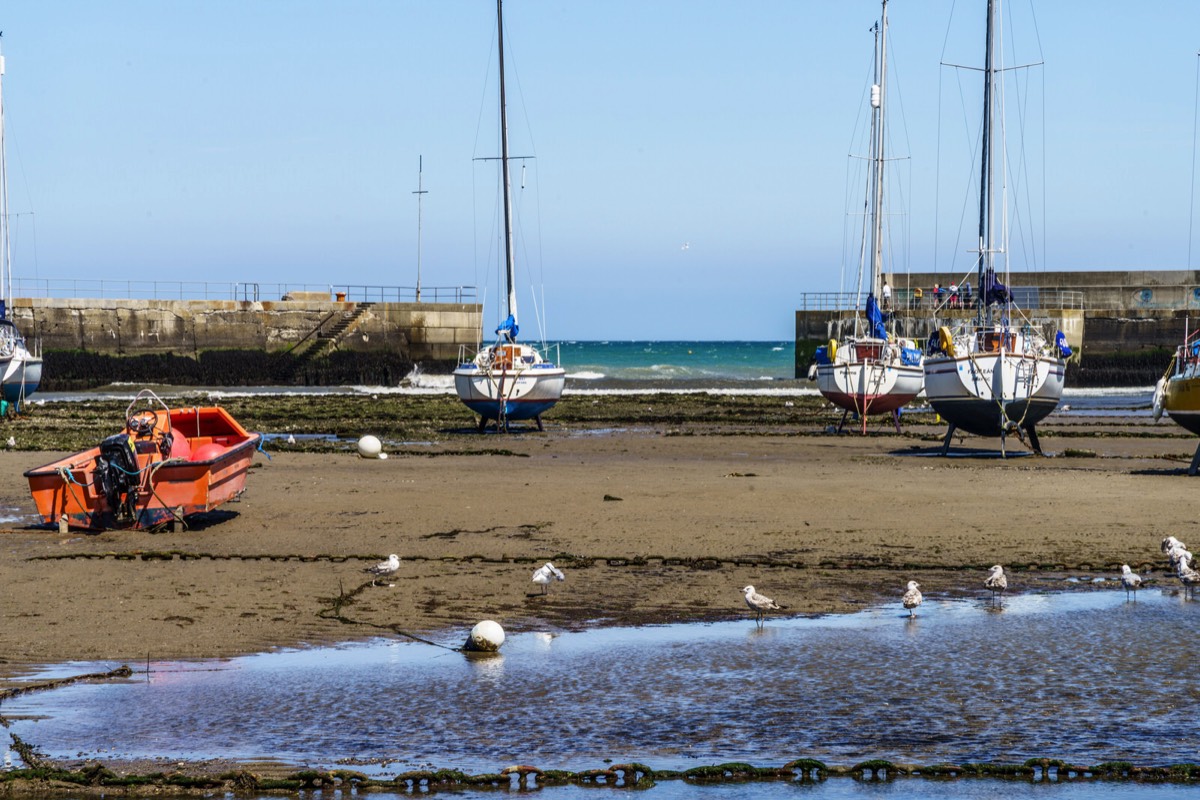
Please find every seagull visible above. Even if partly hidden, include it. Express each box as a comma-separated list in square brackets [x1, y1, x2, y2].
[531, 562, 565, 594]
[365, 554, 400, 586]
[1120, 564, 1142, 600]
[742, 585, 782, 626]
[1162, 536, 1186, 555]
[1178, 560, 1200, 600]
[4, 436, 13, 449]
[286, 433, 296, 445]
[902, 580, 923, 617]
[1168, 546, 1193, 571]
[984, 565, 1008, 605]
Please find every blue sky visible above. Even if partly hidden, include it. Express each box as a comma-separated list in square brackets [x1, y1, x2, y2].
[1, 1, 1198, 340]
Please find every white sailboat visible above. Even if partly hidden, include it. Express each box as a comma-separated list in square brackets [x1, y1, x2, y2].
[0, 46, 41, 409]
[921, 0, 1069, 456]
[454, 0, 564, 432]
[815, 0, 923, 434]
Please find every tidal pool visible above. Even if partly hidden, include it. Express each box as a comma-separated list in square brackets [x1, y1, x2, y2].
[3, 589, 1197, 778]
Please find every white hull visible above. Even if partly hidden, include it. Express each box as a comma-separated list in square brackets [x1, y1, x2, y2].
[815, 337, 923, 418]
[454, 342, 564, 425]
[0, 344, 41, 405]
[924, 331, 1064, 437]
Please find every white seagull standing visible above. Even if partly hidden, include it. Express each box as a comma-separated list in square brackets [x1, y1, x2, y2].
[902, 581, 923, 617]
[1177, 559, 1200, 600]
[1120, 564, 1142, 600]
[365, 554, 400, 586]
[984, 565, 1008, 606]
[532, 562, 565, 594]
[742, 585, 782, 626]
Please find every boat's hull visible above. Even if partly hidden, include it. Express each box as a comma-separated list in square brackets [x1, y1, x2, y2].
[1163, 374, 1200, 436]
[924, 352, 1065, 437]
[24, 405, 259, 530]
[816, 361, 923, 415]
[0, 347, 41, 405]
[454, 366, 566, 421]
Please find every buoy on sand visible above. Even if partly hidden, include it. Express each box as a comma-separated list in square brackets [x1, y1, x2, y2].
[357, 435, 383, 458]
[464, 620, 505, 652]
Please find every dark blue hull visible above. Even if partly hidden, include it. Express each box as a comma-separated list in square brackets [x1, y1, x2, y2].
[928, 396, 1060, 437]
[463, 398, 560, 422]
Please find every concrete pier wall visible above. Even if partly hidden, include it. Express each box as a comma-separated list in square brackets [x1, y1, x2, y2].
[11, 298, 482, 362]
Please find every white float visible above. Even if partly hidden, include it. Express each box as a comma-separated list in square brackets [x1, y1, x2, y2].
[464, 620, 505, 652]
[356, 435, 382, 458]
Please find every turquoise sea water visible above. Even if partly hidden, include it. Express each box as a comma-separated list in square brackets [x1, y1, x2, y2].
[553, 340, 796, 384]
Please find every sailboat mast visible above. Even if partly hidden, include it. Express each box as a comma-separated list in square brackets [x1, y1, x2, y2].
[870, 0, 888, 302]
[977, 0, 996, 323]
[0, 49, 10, 315]
[496, 0, 518, 325]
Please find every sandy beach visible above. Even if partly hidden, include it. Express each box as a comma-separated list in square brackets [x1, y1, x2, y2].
[0, 418, 1194, 682]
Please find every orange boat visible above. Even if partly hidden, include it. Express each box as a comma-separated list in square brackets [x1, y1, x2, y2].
[25, 389, 262, 530]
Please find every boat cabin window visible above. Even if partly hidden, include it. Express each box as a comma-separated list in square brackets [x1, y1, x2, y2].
[854, 343, 883, 361]
[979, 332, 1015, 352]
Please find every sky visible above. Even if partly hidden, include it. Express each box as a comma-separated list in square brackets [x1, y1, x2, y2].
[1, 1, 1199, 341]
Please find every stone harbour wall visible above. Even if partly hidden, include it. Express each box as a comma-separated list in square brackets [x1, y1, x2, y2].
[10, 298, 482, 362]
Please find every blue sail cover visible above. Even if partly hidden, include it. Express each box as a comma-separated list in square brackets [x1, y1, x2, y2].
[983, 271, 1011, 305]
[495, 314, 519, 341]
[865, 294, 887, 340]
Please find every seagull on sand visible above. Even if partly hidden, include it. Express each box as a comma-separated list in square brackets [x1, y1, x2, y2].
[742, 585, 782, 626]
[1120, 564, 1142, 600]
[984, 565, 1008, 605]
[365, 554, 400, 586]
[902, 581, 923, 617]
[531, 562, 565, 594]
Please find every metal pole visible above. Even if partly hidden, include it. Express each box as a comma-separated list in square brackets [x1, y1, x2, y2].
[413, 155, 427, 302]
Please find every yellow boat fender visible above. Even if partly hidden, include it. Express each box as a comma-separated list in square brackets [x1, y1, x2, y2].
[1152, 376, 1166, 422]
[937, 326, 955, 358]
[827, 339, 838, 362]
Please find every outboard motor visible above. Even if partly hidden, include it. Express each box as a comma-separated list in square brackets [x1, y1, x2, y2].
[95, 433, 140, 519]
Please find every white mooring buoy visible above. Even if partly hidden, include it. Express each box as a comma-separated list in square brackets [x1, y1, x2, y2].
[356, 435, 383, 459]
[464, 620, 505, 652]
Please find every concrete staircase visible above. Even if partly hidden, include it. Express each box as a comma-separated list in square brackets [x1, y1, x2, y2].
[290, 302, 375, 368]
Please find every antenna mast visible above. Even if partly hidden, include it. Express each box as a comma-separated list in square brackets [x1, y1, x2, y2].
[412, 155, 427, 303]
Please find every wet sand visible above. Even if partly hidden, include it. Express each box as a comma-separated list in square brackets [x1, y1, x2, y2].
[0, 414, 1195, 682]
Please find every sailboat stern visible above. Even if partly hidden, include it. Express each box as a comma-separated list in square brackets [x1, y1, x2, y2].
[454, 343, 565, 423]
[924, 347, 1064, 437]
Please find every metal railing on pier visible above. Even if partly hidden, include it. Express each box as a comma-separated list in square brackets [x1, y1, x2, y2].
[11, 279, 477, 304]
[798, 288, 1085, 313]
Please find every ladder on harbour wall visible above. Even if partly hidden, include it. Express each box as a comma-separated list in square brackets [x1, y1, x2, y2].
[289, 302, 376, 369]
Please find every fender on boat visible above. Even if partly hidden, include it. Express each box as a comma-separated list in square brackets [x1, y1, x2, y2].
[937, 327, 956, 358]
[1153, 376, 1166, 422]
[827, 339, 838, 362]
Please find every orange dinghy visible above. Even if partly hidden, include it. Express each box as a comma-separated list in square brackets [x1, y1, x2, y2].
[25, 389, 262, 530]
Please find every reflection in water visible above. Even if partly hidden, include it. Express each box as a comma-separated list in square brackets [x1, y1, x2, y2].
[4, 591, 1199, 776]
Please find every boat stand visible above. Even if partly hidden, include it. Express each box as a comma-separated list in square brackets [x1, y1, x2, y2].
[892, 410, 902, 434]
[939, 423, 957, 456]
[836, 409, 850, 434]
[1025, 425, 1043, 456]
[1188, 442, 1200, 476]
